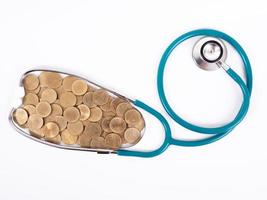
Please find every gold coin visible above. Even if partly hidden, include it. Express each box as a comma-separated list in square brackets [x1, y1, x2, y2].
[23, 74, 39, 91]
[62, 76, 78, 91]
[71, 79, 88, 95]
[37, 87, 47, 98]
[88, 107, 102, 122]
[27, 114, 43, 130]
[40, 88, 57, 103]
[124, 127, 141, 144]
[46, 134, 61, 144]
[111, 98, 125, 112]
[101, 131, 109, 138]
[23, 105, 36, 115]
[23, 93, 39, 106]
[129, 119, 145, 131]
[82, 119, 92, 127]
[61, 129, 78, 145]
[29, 128, 44, 138]
[90, 137, 105, 149]
[121, 136, 128, 145]
[116, 102, 132, 117]
[76, 96, 83, 105]
[105, 133, 122, 149]
[50, 104, 63, 116]
[63, 107, 80, 122]
[100, 97, 113, 112]
[67, 121, 84, 136]
[101, 118, 112, 133]
[39, 71, 62, 89]
[78, 133, 92, 147]
[14, 108, 28, 125]
[82, 92, 95, 108]
[109, 117, 126, 134]
[83, 122, 102, 138]
[93, 89, 109, 105]
[59, 92, 77, 107]
[53, 116, 67, 131]
[36, 101, 52, 117]
[102, 111, 116, 118]
[55, 85, 66, 98]
[44, 115, 56, 123]
[124, 109, 142, 125]
[43, 122, 59, 138]
[78, 104, 90, 121]
[25, 85, 40, 94]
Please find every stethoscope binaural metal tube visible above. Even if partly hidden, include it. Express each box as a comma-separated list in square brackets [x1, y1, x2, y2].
[118, 29, 252, 157]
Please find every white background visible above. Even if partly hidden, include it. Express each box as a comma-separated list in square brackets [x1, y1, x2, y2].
[0, 0, 266, 199]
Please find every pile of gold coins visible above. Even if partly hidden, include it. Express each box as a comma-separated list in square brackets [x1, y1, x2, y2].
[13, 71, 145, 150]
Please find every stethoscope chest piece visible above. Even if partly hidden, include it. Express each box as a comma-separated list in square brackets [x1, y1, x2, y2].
[192, 36, 227, 71]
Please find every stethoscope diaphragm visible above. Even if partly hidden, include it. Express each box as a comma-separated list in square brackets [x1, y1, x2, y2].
[192, 36, 227, 71]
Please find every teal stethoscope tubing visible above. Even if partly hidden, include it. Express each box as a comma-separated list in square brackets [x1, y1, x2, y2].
[117, 29, 252, 157]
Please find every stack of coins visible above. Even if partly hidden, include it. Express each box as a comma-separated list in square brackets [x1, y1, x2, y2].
[13, 71, 145, 150]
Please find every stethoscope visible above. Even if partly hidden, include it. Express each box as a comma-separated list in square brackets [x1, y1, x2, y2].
[117, 29, 252, 157]
[9, 29, 252, 158]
